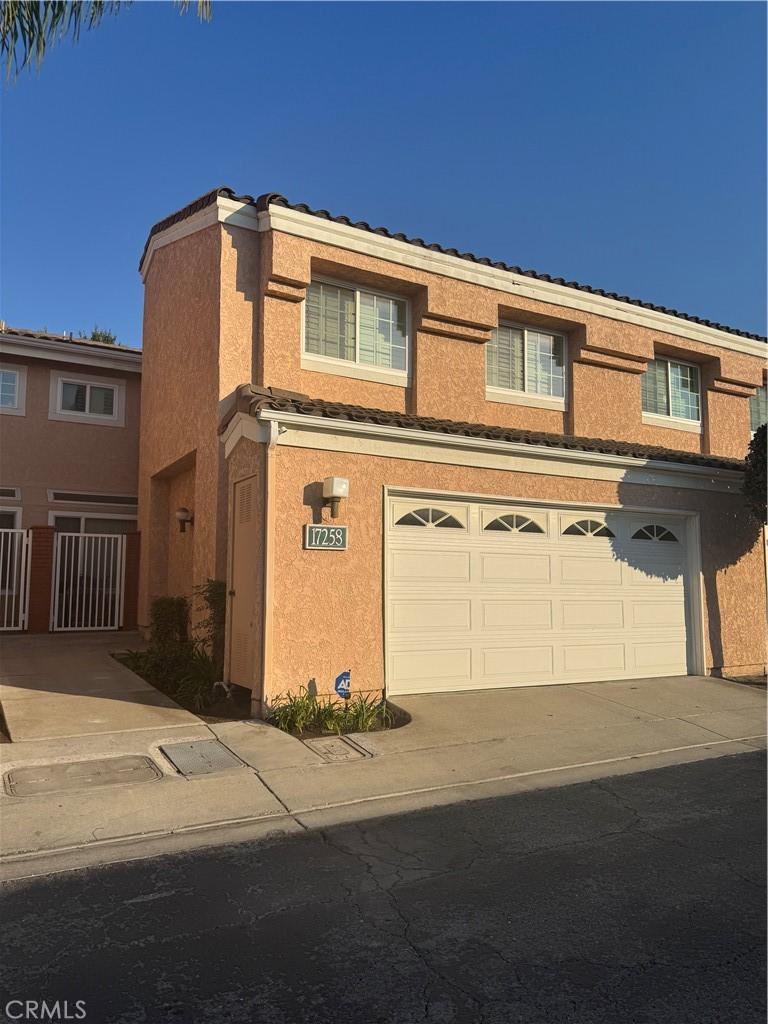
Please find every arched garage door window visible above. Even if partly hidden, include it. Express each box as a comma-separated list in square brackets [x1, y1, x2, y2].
[395, 507, 464, 529]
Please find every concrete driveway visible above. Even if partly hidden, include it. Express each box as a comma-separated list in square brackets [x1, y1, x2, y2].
[0, 632, 200, 741]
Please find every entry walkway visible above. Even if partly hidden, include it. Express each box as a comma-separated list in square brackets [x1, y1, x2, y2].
[0, 632, 200, 741]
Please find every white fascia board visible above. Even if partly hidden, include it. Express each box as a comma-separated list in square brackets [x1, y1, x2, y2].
[253, 408, 742, 494]
[140, 194, 766, 357]
[221, 411, 271, 459]
[140, 196, 260, 279]
[0, 335, 141, 373]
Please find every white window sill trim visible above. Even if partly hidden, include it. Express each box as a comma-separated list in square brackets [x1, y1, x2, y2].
[47, 410, 124, 428]
[301, 354, 409, 388]
[485, 387, 566, 412]
[642, 412, 702, 434]
[0, 406, 25, 417]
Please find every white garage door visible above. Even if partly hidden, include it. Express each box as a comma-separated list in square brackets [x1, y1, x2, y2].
[385, 497, 694, 696]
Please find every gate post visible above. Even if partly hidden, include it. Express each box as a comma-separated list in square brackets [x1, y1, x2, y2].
[27, 525, 55, 633]
[122, 532, 140, 631]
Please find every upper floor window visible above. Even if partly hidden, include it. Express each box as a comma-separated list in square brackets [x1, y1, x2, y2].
[641, 357, 700, 423]
[486, 325, 565, 399]
[0, 366, 26, 416]
[750, 383, 767, 433]
[49, 371, 124, 427]
[304, 280, 408, 374]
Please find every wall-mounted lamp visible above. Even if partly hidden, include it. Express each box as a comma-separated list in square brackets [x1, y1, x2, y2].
[175, 507, 194, 533]
[322, 477, 349, 519]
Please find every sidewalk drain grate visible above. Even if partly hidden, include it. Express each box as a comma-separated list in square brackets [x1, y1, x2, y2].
[160, 739, 245, 776]
[4, 755, 162, 797]
[303, 736, 371, 763]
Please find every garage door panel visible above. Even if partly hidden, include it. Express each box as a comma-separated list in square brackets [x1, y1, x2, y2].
[390, 599, 471, 632]
[630, 601, 686, 628]
[559, 556, 623, 585]
[563, 644, 626, 673]
[481, 645, 554, 678]
[625, 562, 684, 586]
[479, 553, 551, 584]
[389, 648, 472, 693]
[480, 599, 552, 630]
[561, 600, 624, 628]
[632, 641, 687, 672]
[390, 548, 470, 583]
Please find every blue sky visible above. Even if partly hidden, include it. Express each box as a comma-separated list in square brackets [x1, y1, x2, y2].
[2, 1, 766, 348]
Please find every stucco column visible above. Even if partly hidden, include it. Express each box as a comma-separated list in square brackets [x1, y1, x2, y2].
[27, 525, 54, 633]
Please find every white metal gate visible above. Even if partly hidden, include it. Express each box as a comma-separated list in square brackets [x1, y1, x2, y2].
[0, 529, 31, 631]
[51, 532, 127, 631]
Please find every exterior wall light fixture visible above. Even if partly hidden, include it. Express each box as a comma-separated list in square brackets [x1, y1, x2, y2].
[175, 507, 194, 533]
[322, 477, 349, 519]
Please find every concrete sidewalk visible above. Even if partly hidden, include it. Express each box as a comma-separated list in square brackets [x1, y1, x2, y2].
[0, 632, 201, 741]
[0, 672, 765, 877]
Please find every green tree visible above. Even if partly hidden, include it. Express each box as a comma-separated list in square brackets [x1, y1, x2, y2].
[742, 423, 766, 525]
[79, 324, 118, 345]
[1, 0, 211, 79]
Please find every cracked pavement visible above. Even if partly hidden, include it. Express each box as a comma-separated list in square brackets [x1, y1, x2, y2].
[0, 752, 765, 1023]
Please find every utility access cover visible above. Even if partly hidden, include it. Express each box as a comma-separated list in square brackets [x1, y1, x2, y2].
[4, 755, 162, 797]
[160, 739, 244, 776]
[303, 736, 371, 763]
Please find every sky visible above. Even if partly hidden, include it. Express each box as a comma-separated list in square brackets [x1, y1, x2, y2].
[2, 1, 766, 348]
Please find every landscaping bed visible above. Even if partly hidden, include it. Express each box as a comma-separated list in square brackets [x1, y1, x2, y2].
[265, 687, 409, 738]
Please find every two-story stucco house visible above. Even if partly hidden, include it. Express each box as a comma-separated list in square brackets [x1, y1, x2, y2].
[0, 325, 142, 534]
[138, 188, 767, 715]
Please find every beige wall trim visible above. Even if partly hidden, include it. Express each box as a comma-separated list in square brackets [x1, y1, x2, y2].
[0, 333, 141, 373]
[139, 197, 766, 359]
[243, 409, 742, 494]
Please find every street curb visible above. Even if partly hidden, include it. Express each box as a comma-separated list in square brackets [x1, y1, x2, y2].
[1, 734, 764, 881]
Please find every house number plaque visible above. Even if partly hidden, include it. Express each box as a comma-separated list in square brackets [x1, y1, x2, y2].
[303, 524, 348, 550]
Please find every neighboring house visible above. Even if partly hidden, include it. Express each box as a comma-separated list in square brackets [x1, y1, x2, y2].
[0, 326, 141, 534]
[138, 188, 767, 714]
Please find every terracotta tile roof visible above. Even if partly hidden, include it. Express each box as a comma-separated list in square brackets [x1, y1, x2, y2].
[142, 186, 766, 344]
[0, 324, 141, 354]
[225, 384, 744, 472]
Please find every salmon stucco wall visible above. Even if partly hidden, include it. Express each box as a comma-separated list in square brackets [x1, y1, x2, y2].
[0, 355, 140, 527]
[251, 227, 764, 459]
[138, 224, 256, 627]
[225, 441, 766, 707]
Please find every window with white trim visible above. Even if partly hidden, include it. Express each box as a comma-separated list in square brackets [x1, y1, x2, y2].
[0, 369, 19, 410]
[641, 357, 701, 422]
[394, 507, 464, 529]
[58, 379, 116, 418]
[749, 383, 767, 433]
[304, 280, 408, 372]
[486, 325, 565, 398]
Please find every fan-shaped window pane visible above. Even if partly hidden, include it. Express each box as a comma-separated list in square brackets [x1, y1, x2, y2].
[434, 515, 463, 529]
[396, 512, 427, 527]
[632, 525, 678, 542]
[563, 519, 614, 538]
[484, 514, 544, 534]
[395, 507, 464, 529]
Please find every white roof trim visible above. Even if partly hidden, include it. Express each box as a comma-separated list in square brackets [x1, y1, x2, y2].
[141, 195, 766, 358]
[0, 333, 141, 372]
[220, 409, 742, 494]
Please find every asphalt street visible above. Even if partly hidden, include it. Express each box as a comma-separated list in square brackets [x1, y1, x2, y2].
[1, 752, 765, 1024]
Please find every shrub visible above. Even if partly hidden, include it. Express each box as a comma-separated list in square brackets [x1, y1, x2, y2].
[149, 595, 190, 647]
[176, 647, 219, 711]
[194, 578, 226, 677]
